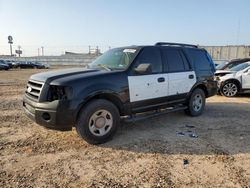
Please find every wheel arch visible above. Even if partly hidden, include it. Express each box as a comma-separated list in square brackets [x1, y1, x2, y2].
[76, 91, 124, 123]
[221, 79, 242, 91]
[189, 83, 209, 98]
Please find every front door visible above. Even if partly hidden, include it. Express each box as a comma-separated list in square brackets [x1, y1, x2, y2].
[128, 47, 168, 109]
[128, 73, 168, 102]
[242, 68, 250, 89]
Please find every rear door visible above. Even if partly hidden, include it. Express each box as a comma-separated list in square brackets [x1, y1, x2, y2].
[162, 48, 196, 97]
[128, 47, 168, 109]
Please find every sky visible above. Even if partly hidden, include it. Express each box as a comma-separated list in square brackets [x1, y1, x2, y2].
[0, 0, 250, 56]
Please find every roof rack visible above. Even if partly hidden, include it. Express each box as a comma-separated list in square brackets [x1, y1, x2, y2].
[155, 42, 198, 48]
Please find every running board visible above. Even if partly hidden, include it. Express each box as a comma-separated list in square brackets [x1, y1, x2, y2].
[122, 105, 187, 123]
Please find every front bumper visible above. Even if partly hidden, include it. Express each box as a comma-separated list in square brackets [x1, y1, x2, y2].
[216, 79, 226, 92]
[23, 95, 75, 131]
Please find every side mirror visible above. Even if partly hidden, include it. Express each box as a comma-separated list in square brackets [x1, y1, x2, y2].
[134, 64, 152, 75]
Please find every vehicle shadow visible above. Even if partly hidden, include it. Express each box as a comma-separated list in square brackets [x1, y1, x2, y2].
[101, 102, 250, 155]
[235, 93, 250, 97]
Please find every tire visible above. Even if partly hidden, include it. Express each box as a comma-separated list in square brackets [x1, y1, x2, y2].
[220, 81, 238, 97]
[185, 88, 206, 116]
[76, 99, 120, 144]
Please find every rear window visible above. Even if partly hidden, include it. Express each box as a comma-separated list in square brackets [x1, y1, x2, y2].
[187, 49, 212, 71]
[162, 49, 190, 72]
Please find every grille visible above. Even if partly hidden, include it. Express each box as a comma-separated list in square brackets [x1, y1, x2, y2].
[25, 80, 43, 101]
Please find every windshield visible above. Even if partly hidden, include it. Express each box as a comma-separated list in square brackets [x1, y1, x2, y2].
[229, 62, 250, 72]
[216, 61, 228, 70]
[88, 48, 139, 70]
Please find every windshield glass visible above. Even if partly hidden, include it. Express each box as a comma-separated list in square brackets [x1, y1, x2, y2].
[230, 62, 250, 72]
[216, 61, 228, 70]
[88, 48, 139, 70]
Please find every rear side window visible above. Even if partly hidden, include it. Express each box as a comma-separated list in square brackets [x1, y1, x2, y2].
[134, 47, 162, 73]
[162, 49, 189, 72]
[188, 49, 212, 71]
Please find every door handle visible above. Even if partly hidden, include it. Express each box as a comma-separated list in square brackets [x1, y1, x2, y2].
[189, 74, 194, 79]
[157, 77, 165, 82]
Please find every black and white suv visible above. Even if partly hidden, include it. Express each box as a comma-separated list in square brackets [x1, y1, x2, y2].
[23, 42, 217, 144]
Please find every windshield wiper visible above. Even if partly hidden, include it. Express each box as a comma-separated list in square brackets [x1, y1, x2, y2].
[97, 64, 112, 71]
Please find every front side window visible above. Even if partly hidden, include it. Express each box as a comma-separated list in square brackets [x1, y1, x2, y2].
[216, 61, 228, 70]
[89, 48, 139, 70]
[134, 47, 162, 73]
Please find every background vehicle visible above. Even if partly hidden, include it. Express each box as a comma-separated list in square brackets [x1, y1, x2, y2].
[32, 62, 47, 69]
[23, 42, 217, 144]
[217, 62, 250, 97]
[9, 60, 21, 68]
[0, 61, 10, 70]
[16, 61, 47, 69]
[216, 58, 250, 70]
[1, 60, 14, 68]
[214, 60, 228, 69]
[43, 63, 50, 69]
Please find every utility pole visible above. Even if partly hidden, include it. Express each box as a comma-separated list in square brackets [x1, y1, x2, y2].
[41, 46, 44, 56]
[17, 45, 22, 57]
[96, 46, 99, 55]
[8, 36, 13, 56]
[88, 45, 91, 54]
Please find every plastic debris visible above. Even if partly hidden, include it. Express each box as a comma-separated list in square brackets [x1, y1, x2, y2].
[189, 133, 199, 138]
[183, 159, 189, 168]
[176, 132, 185, 136]
[185, 125, 195, 128]
[176, 131, 198, 138]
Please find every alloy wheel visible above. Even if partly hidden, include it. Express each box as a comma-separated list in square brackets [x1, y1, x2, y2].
[222, 83, 237, 97]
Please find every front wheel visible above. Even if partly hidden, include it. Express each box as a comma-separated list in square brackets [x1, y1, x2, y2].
[220, 81, 238, 97]
[76, 99, 120, 144]
[185, 88, 206, 116]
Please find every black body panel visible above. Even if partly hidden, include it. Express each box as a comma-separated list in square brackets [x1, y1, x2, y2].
[23, 43, 217, 130]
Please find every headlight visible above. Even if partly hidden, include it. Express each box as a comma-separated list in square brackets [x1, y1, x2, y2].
[215, 76, 220, 81]
[47, 86, 73, 101]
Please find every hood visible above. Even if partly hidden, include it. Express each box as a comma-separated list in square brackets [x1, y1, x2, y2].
[219, 73, 237, 81]
[215, 70, 235, 76]
[30, 67, 99, 84]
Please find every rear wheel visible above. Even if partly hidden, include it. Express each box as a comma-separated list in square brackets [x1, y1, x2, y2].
[220, 81, 238, 97]
[76, 99, 120, 144]
[185, 88, 205, 116]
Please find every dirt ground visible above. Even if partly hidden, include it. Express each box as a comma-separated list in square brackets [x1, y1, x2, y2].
[0, 68, 250, 188]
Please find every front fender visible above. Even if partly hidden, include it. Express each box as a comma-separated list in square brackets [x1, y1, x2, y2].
[76, 82, 123, 103]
